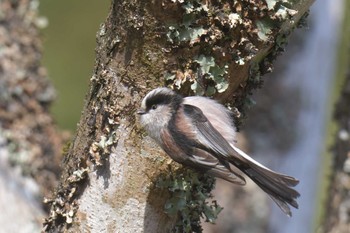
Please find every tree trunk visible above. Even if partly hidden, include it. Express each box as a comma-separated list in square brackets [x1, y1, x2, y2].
[43, 0, 314, 232]
[0, 0, 64, 231]
[323, 69, 350, 233]
[321, 3, 350, 231]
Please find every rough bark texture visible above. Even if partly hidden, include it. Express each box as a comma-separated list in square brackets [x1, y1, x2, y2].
[322, 8, 350, 230]
[43, 0, 314, 232]
[0, 0, 65, 231]
[323, 73, 350, 232]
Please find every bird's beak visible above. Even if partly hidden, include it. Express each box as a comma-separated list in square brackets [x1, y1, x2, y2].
[137, 109, 146, 115]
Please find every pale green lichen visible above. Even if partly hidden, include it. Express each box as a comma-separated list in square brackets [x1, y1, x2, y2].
[167, 25, 206, 44]
[193, 55, 228, 94]
[67, 168, 89, 183]
[163, 0, 305, 99]
[157, 169, 222, 233]
[158, 0, 311, 228]
[89, 131, 118, 165]
[256, 19, 274, 41]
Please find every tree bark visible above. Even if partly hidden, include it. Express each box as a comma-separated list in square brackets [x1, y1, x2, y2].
[322, 69, 350, 233]
[43, 0, 314, 232]
[0, 0, 65, 231]
[321, 3, 350, 231]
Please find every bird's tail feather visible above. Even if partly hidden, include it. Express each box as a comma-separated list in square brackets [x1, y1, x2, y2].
[230, 145, 300, 217]
[243, 162, 299, 216]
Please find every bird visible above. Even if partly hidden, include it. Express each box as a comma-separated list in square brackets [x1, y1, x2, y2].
[137, 87, 300, 216]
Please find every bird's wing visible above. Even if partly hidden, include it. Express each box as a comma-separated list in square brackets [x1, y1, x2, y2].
[183, 104, 300, 216]
[190, 147, 246, 185]
[181, 104, 247, 184]
[183, 104, 238, 158]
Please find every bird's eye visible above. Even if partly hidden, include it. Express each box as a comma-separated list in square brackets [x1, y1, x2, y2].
[151, 104, 157, 110]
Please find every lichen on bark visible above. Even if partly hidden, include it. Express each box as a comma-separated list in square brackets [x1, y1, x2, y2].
[0, 0, 63, 202]
[43, 0, 314, 232]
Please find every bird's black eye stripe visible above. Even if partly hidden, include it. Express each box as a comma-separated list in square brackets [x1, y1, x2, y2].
[145, 92, 183, 111]
[145, 94, 168, 111]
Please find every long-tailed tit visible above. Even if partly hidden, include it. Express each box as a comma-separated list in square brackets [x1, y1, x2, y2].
[138, 87, 299, 216]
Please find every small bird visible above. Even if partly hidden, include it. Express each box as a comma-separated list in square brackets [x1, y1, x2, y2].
[138, 87, 300, 216]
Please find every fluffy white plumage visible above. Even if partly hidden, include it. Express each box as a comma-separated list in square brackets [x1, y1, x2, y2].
[138, 87, 300, 216]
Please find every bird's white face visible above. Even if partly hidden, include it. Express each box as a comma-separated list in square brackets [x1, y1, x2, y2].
[138, 88, 175, 144]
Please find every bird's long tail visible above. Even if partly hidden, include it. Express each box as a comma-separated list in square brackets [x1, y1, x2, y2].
[230, 145, 300, 217]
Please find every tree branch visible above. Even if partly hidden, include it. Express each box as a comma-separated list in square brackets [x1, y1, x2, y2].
[43, 0, 314, 232]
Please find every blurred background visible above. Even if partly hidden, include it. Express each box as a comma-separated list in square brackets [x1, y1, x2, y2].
[37, 0, 347, 232]
[40, 0, 109, 130]
[204, 1, 348, 233]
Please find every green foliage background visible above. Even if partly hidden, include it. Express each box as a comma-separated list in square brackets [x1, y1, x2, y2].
[40, 0, 109, 130]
